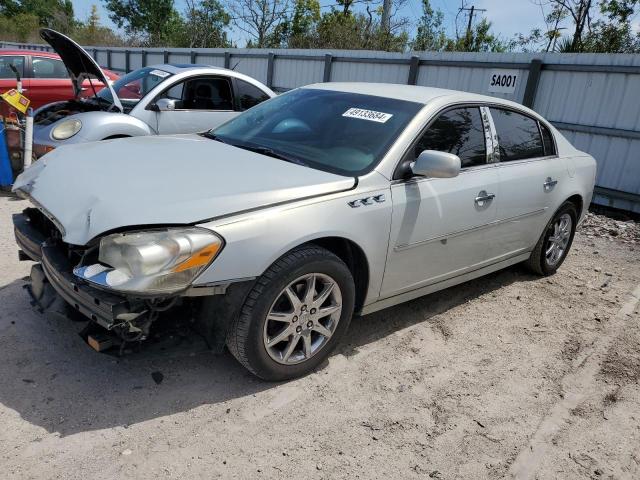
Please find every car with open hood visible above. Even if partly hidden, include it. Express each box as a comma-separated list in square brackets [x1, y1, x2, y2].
[12, 83, 596, 380]
[31, 29, 275, 159]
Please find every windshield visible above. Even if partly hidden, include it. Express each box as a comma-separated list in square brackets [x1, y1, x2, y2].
[209, 88, 423, 176]
[96, 67, 173, 111]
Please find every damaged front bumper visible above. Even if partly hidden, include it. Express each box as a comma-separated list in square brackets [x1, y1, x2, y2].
[13, 210, 254, 352]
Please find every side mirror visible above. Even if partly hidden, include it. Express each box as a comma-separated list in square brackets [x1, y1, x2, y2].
[153, 98, 177, 111]
[411, 150, 461, 178]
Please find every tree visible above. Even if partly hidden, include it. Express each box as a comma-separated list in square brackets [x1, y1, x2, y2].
[73, 4, 125, 46]
[581, 0, 640, 52]
[412, 0, 447, 51]
[104, 0, 177, 46]
[179, 0, 231, 48]
[231, 0, 290, 47]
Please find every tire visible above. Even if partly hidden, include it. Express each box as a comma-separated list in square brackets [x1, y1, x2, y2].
[226, 245, 355, 381]
[525, 201, 578, 276]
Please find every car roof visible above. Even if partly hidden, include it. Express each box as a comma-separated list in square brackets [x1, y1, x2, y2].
[147, 63, 231, 75]
[0, 49, 59, 57]
[303, 82, 522, 108]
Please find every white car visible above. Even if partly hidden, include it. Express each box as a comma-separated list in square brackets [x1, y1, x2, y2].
[13, 83, 596, 380]
[31, 29, 275, 158]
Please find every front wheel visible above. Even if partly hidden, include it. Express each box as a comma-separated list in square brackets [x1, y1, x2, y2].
[525, 201, 577, 276]
[226, 245, 355, 381]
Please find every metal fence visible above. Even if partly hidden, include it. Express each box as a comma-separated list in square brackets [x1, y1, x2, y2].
[2, 41, 640, 213]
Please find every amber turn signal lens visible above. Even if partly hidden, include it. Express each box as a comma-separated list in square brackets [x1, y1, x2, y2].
[172, 243, 222, 273]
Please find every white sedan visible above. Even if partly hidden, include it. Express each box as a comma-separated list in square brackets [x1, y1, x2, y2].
[13, 83, 596, 380]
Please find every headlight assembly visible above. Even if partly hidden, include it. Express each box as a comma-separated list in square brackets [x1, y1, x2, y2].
[73, 228, 223, 295]
[51, 119, 82, 140]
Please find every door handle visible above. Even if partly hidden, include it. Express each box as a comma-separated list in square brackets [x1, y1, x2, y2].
[544, 177, 558, 189]
[475, 190, 496, 204]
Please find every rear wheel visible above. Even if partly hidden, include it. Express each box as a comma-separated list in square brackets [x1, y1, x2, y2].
[226, 245, 355, 381]
[525, 201, 577, 276]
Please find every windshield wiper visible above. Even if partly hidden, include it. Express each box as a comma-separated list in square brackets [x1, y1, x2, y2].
[201, 131, 227, 144]
[234, 144, 307, 166]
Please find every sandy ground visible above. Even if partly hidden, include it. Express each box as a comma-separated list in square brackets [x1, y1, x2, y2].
[0, 194, 639, 480]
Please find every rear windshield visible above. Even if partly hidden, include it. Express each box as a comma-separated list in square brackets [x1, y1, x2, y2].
[210, 88, 423, 176]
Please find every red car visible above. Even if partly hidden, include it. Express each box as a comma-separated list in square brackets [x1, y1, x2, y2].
[0, 49, 119, 109]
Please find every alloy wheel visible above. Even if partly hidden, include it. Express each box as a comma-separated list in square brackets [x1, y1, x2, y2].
[263, 273, 343, 365]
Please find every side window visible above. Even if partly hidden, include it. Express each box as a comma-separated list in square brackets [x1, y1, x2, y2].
[32, 57, 68, 79]
[0, 56, 25, 79]
[540, 122, 556, 156]
[235, 79, 270, 111]
[415, 107, 486, 168]
[182, 77, 233, 110]
[490, 108, 545, 161]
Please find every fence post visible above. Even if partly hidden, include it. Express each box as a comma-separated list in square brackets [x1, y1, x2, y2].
[224, 52, 231, 69]
[163, 50, 169, 64]
[190, 50, 196, 64]
[407, 55, 420, 85]
[523, 59, 543, 108]
[93, 48, 97, 60]
[125, 49, 130, 73]
[323, 53, 333, 82]
[266, 52, 275, 89]
[141, 49, 147, 67]
[106, 49, 112, 69]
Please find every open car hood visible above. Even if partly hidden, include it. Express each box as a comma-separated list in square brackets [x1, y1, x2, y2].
[12, 134, 356, 245]
[40, 28, 123, 112]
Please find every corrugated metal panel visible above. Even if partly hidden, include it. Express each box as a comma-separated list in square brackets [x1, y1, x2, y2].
[1, 40, 638, 212]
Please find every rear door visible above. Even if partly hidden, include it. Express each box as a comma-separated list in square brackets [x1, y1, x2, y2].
[26, 55, 75, 108]
[381, 105, 500, 298]
[155, 76, 239, 134]
[484, 107, 567, 263]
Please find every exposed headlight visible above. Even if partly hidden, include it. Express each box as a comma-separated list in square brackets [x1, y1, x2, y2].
[51, 119, 82, 140]
[73, 228, 224, 294]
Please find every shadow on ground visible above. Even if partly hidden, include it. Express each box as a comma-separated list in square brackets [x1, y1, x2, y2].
[0, 265, 537, 436]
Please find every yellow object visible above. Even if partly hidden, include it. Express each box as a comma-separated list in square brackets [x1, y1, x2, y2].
[1, 89, 30, 114]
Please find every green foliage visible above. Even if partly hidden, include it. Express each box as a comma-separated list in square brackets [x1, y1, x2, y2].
[104, 0, 177, 46]
[579, 0, 640, 52]
[411, 0, 447, 51]
[176, 0, 231, 48]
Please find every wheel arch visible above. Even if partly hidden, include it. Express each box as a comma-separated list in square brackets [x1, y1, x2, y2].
[565, 193, 584, 219]
[297, 236, 370, 314]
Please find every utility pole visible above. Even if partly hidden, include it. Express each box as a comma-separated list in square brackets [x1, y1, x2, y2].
[458, 2, 487, 50]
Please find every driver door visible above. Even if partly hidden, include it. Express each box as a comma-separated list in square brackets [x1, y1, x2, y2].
[380, 106, 500, 298]
[155, 76, 239, 134]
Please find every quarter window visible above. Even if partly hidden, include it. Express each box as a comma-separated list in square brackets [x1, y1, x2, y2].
[540, 122, 556, 156]
[415, 107, 486, 168]
[235, 79, 270, 110]
[490, 108, 544, 161]
[32, 57, 68, 79]
[0, 55, 24, 79]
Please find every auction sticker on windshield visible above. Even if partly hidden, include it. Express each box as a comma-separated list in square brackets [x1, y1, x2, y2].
[149, 69, 170, 78]
[343, 108, 393, 123]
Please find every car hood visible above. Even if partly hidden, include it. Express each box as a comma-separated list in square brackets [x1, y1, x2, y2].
[40, 28, 123, 112]
[13, 134, 355, 245]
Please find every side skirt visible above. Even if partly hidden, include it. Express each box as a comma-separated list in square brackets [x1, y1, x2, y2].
[359, 252, 531, 316]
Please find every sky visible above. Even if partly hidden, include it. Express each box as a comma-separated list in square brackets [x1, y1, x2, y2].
[68, 0, 626, 48]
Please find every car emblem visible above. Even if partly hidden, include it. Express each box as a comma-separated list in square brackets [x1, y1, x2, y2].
[348, 194, 386, 208]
